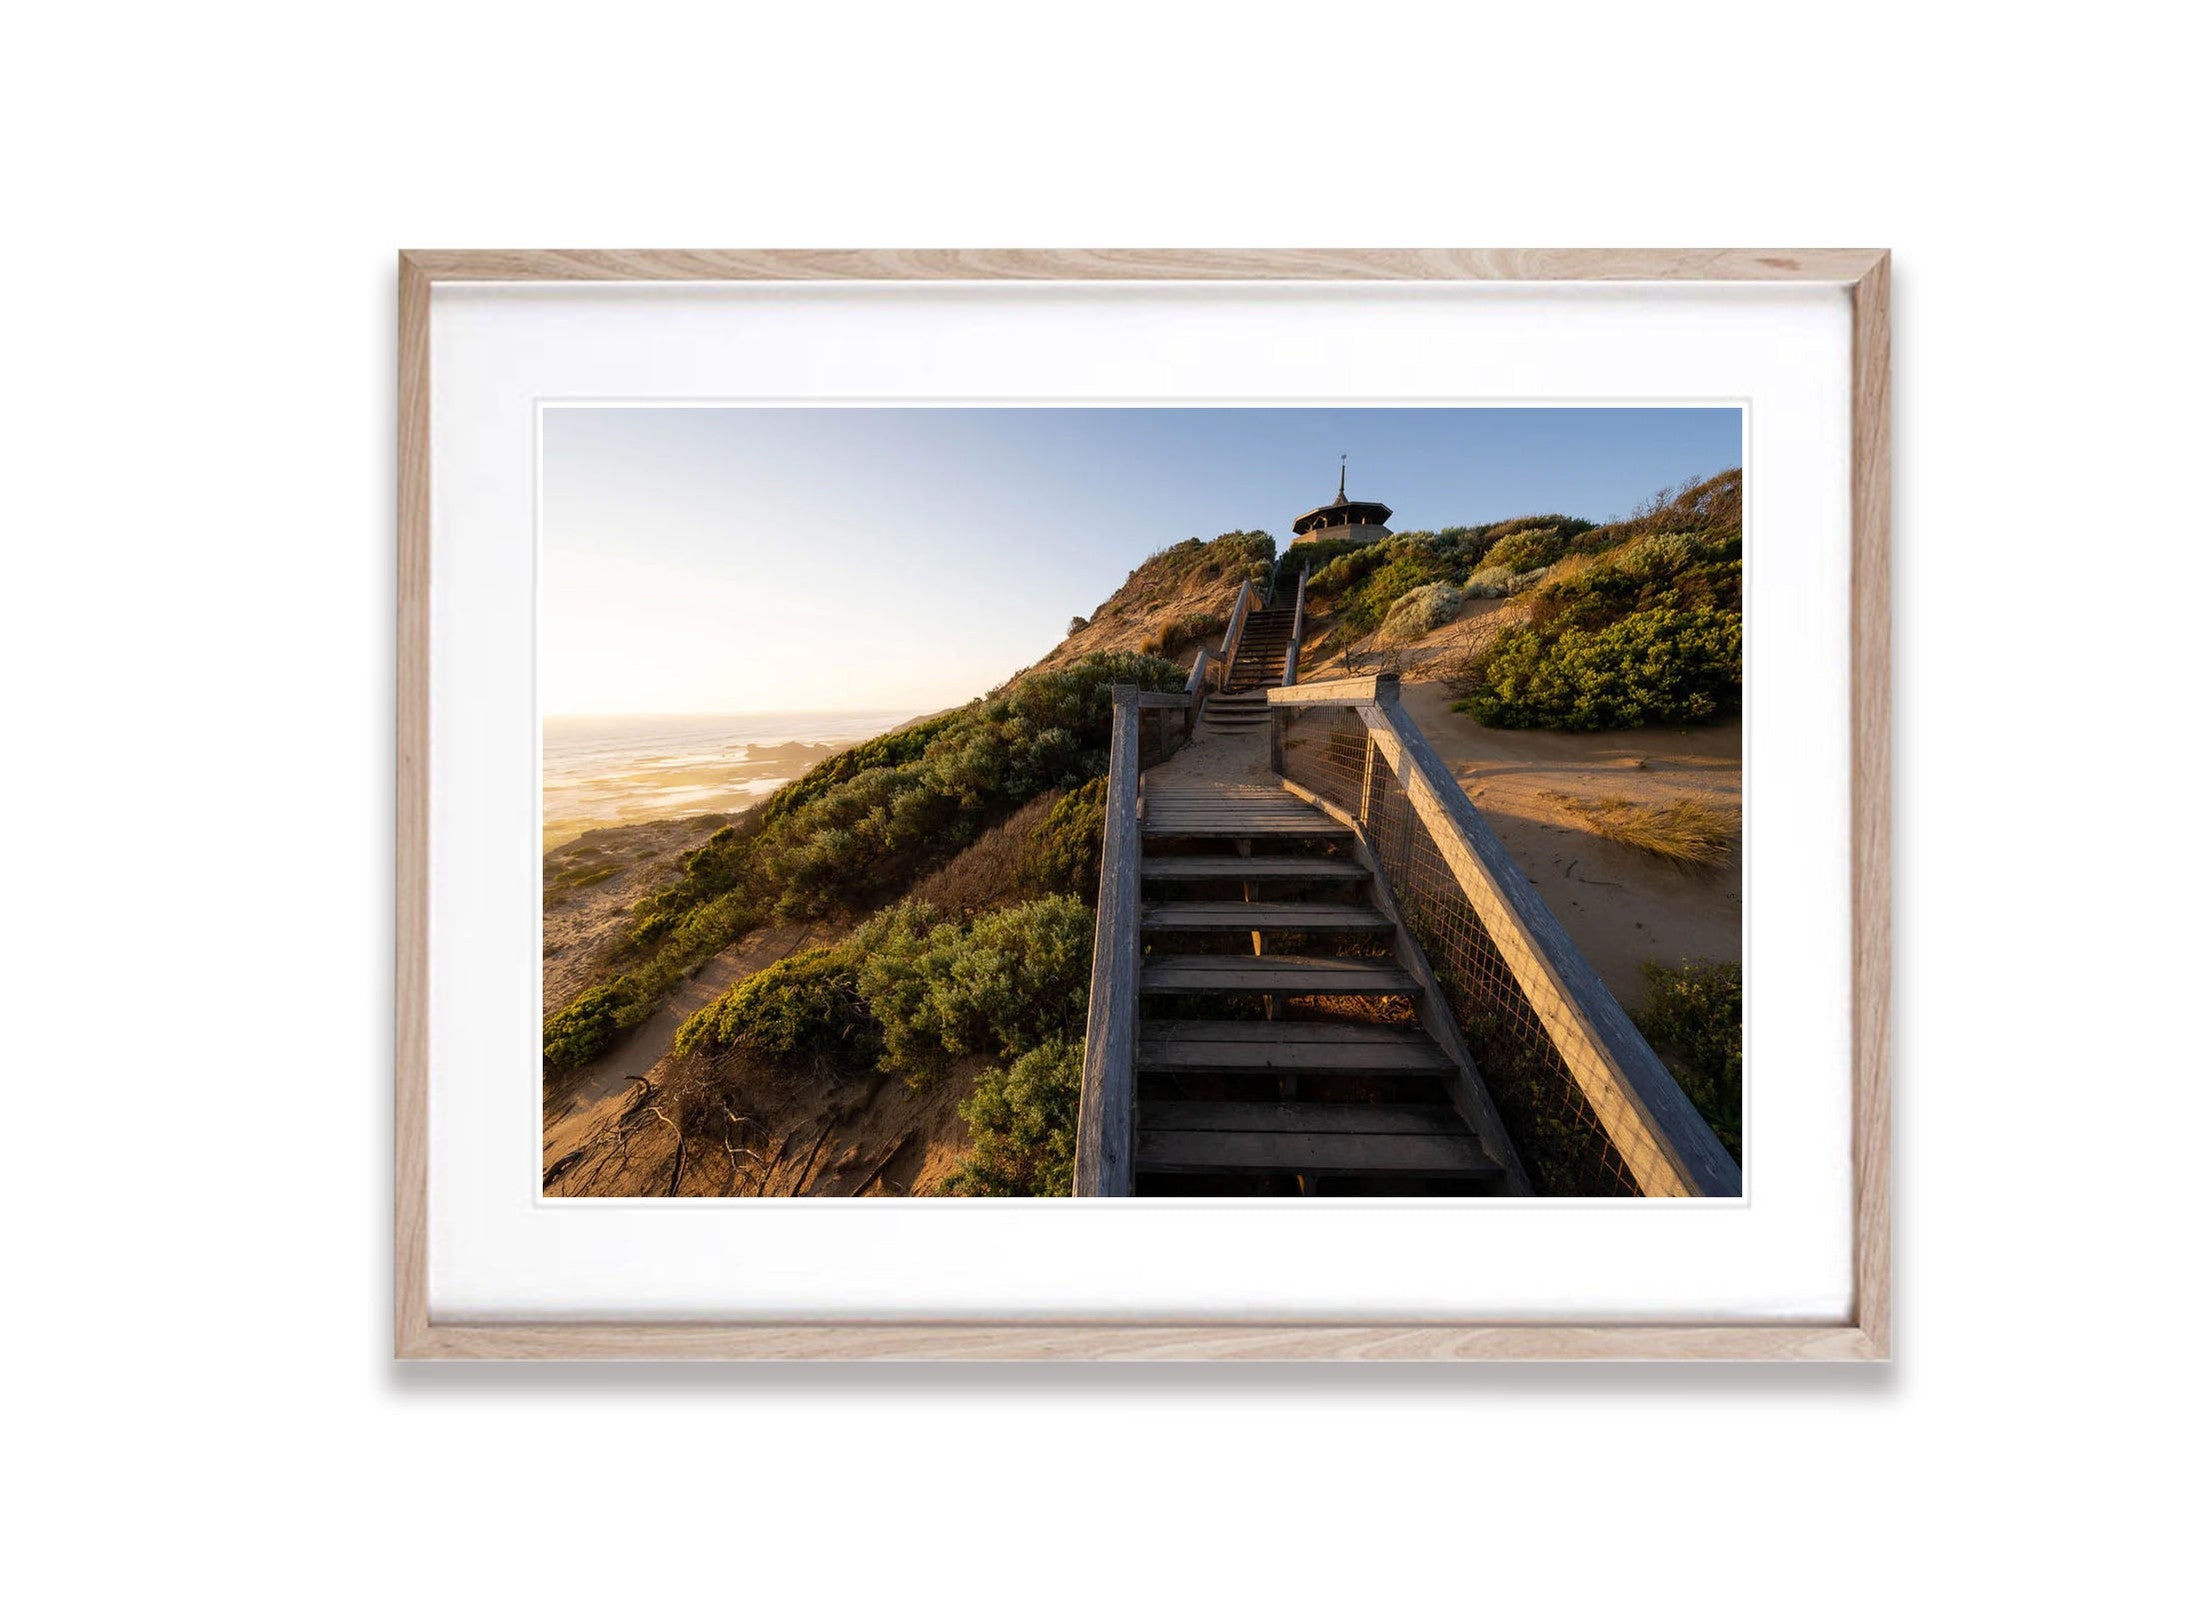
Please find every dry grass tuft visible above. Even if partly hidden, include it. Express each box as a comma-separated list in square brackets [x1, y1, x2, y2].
[901, 792, 1058, 919]
[1542, 791, 1739, 868]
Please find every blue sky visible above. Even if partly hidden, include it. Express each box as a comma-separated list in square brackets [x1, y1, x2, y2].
[542, 405, 1741, 716]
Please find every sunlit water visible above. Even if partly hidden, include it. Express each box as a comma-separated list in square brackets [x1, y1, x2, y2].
[542, 710, 929, 849]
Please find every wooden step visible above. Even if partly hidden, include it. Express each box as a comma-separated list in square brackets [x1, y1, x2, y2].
[1139, 1019, 1452, 1075]
[1140, 954, 1418, 995]
[1142, 793, 1346, 837]
[1142, 902, 1388, 932]
[1136, 1103, 1497, 1179]
[1141, 857, 1367, 883]
[1140, 1102, 1466, 1135]
[1143, 813, 1347, 836]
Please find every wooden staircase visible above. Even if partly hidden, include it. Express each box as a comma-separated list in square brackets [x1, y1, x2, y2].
[1224, 603, 1298, 690]
[1200, 688, 1272, 738]
[1133, 783, 1507, 1195]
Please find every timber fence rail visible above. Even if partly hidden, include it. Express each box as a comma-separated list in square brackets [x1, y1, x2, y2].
[1072, 685, 1143, 1196]
[1268, 674, 1742, 1198]
[1216, 578, 1257, 689]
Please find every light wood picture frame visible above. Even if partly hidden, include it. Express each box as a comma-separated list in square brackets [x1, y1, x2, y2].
[397, 249, 1890, 1360]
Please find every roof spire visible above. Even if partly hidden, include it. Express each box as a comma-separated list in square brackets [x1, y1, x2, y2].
[1336, 453, 1348, 504]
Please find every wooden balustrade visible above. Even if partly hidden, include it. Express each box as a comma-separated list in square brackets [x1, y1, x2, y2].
[1216, 579, 1256, 688]
[1266, 673, 1741, 1198]
[1071, 685, 1143, 1197]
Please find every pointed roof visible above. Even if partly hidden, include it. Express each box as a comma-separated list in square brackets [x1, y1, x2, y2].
[1292, 455, 1391, 536]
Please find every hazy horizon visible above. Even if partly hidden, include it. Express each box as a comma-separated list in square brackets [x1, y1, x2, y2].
[542, 405, 1742, 717]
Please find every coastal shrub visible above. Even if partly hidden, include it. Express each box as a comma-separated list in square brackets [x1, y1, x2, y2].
[1443, 472, 1744, 732]
[903, 791, 1059, 919]
[942, 1034, 1083, 1197]
[1457, 604, 1741, 729]
[628, 648, 1180, 952]
[1302, 517, 1599, 652]
[849, 894, 1094, 1079]
[1479, 527, 1566, 575]
[1633, 960, 1743, 1159]
[1460, 564, 1534, 600]
[932, 894, 1093, 1055]
[1305, 539, 1392, 598]
[1615, 532, 1702, 582]
[1152, 610, 1226, 657]
[1274, 537, 1359, 593]
[671, 945, 880, 1071]
[1383, 581, 1465, 640]
[1018, 776, 1109, 902]
[542, 980, 635, 1076]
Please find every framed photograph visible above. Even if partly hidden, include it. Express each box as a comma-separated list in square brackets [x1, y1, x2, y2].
[397, 249, 1888, 1359]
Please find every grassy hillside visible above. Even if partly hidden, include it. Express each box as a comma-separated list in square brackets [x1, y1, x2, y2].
[545, 531, 1286, 1194]
[547, 494, 1743, 1197]
[1294, 472, 1742, 730]
[1029, 530, 1273, 673]
[545, 647, 1182, 1082]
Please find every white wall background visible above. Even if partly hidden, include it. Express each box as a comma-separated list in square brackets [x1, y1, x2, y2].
[5, 3, 2190, 1593]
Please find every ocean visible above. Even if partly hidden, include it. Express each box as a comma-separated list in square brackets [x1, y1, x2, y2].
[542, 710, 930, 849]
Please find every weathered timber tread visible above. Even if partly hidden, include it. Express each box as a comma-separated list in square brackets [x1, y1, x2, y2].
[1137, 1127, 1498, 1178]
[1140, 954, 1419, 994]
[1139, 1019, 1450, 1074]
[1137, 1040, 1452, 1074]
[1140, 1101, 1466, 1136]
[1144, 820, 1350, 836]
[1140, 857, 1366, 881]
[1143, 1020, 1433, 1043]
[1142, 790, 1347, 837]
[1142, 902, 1389, 931]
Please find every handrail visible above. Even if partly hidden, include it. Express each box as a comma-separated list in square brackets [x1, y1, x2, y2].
[1216, 578, 1256, 690]
[1268, 672, 1388, 706]
[1183, 644, 1212, 733]
[1269, 673, 1741, 1198]
[1280, 568, 1309, 686]
[1071, 684, 1143, 1197]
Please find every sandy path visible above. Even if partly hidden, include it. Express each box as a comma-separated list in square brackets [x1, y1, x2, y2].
[541, 921, 825, 1159]
[1144, 711, 1280, 790]
[1395, 681, 1739, 1006]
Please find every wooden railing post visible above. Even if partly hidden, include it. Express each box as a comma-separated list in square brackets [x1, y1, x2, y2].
[1280, 571, 1310, 688]
[1184, 644, 1212, 735]
[1072, 685, 1143, 1197]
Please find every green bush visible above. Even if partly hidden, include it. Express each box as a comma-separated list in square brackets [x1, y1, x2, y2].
[1153, 611, 1226, 656]
[849, 894, 1094, 1079]
[1445, 475, 1743, 733]
[942, 1035, 1083, 1197]
[671, 945, 880, 1071]
[1018, 777, 1109, 901]
[587, 650, 1181, 1043]
[1383, 581, 1464, 640]
[542, 980, 634, 1076]
[1274, 537, 1359, 594]
[1306, 539, 1393, 599]
[1633, 960, 1742, 1159]
[1479, 527, 1566, 575]
[1303, 518, 1598, 652]
[1457, 604, 1741, 729]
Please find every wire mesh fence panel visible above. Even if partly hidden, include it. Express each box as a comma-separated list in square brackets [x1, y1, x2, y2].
[1359, 740, 1643, 1197]
[1276, 708, 1369, 816]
